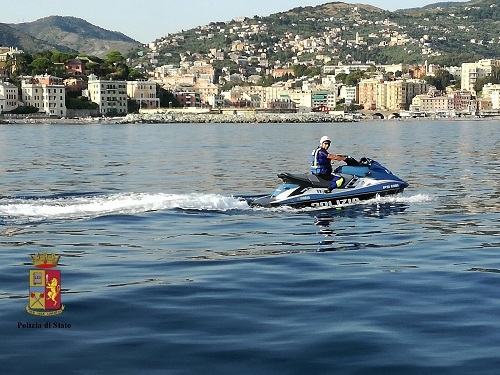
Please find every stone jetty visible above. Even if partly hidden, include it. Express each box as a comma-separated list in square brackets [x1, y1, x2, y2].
[117, 112, 354, 124]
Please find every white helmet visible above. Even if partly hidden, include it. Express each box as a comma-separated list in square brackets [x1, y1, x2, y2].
[320, 135, 331, 144]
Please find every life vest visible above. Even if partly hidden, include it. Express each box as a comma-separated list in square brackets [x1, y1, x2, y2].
[310, 147, 332, 175]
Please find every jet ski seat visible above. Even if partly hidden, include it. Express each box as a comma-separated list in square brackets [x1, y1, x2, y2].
[278, 172, 356, 189]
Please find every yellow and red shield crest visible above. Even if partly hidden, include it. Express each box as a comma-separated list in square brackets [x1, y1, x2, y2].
[26, 252, 65, 316]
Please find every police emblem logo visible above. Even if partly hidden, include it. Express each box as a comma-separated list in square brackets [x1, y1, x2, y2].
[26, 252, 65, 316]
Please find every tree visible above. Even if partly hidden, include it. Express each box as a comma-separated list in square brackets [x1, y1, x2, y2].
[474, 66, 500, 93]
[423, 69, 456, 91]
[66, 96, 99, 110]
[7, 105, 39, 114]
[127, 98, 140, 114]
[30, 57, 53, 75]
[51, 52, 78, 63]
[293, 65, 320, 78]
[128, 69, 146, 80]
[104, 51, 126, 65]
[335, 73, 348, 84]
[429, 53, 482, 67]
[158, 87, 180, 108]
[345, 70, 365, 86]
[434, 69, 454, 90]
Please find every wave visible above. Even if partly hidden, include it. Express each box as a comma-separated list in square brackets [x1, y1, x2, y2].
[363, 193, 435, 205]
[0, 193, 251, 224]
[0, 192, 434, 224]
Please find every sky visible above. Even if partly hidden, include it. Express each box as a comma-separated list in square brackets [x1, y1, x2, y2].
[1, 0, 470, 44]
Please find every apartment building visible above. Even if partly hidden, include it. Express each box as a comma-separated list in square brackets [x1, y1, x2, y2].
[410, 91, 476, 114]
[126, 80, 160, 110]
[491, 92, 500, 110]
[358, 78, 430, 111]
[385, 79, 430, 110]
[461, 59, 500, 93]
[482, 83, 500, 110]
[20, 74, 67, 117]
[358, 78, 380, 110]
[0, 81, 19, 112]
[410, 95, 454, 113]
[195, 83, 220, 105]
[339, 85, 357, 105]
[312, 90, 337, 111]
[452, 91, 474, 111]
[273, 88, 312, 110]
[84, 74, 128, 115]
[176, 91, 201, 108]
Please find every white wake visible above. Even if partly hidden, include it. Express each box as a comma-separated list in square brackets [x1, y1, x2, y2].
[0, 193, 251, 222]
[0, 192, 433, 223]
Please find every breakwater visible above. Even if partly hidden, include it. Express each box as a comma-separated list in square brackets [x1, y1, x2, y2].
[118, 112, 353, 124]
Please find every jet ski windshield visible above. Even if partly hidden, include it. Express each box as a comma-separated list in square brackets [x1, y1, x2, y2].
[335, 157, 405, 182]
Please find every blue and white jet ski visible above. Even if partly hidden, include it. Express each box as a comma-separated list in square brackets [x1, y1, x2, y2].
[251, 157, 408, 208]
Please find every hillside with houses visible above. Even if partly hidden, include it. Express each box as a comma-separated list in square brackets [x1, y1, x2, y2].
[1, 0, 500, 120]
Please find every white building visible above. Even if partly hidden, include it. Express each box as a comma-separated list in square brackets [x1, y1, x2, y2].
[20, 74, 66, 117]
[461, 59, 500, 93]
[84, 74, 128, 115]
[127, 80, 160, 110]
[482, 83, 500, 110]
[339, 85, 357, 105]
[0, 81, 19, 112]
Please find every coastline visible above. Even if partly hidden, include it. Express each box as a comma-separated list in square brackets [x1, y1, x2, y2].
[1, 112, 499, 125]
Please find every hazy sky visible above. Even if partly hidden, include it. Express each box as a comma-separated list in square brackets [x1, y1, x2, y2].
[2, 0, 470, 43]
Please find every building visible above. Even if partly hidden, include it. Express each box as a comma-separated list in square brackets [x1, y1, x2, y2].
[268, 97, 297, 111]
[312, 90, 337, 112]
[480, 83, 500, 110]
[84, 74, 128, 115]
[383, 79, 430, 111]
[272, 68, 294, 79]
[0, 81, 19, 112]
[358, 78, 430, 111]
[410, 91, 476, 114]
[322, 63, 372, 76]
[461, 59, 500, 93]
[358, 78, 380, 110]
[20, 74, 66, 117]
[0, 47, 24, 80]
[411, 95, 454, 113]
[64, 77, 87, 92]
[451, 91, 474, 112]
[176, 91, 201, 108]
[65, 58, 87, 76]
[339, 85, 357, 105]
[127, 80, 160, 110]
[194, 83, 219, 106]
[490, 92, 500, 110]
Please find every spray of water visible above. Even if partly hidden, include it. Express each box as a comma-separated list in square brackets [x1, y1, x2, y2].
[0, 192, 433, 223]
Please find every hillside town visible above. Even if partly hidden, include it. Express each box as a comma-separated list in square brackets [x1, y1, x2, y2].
[1, 38, 500, 120]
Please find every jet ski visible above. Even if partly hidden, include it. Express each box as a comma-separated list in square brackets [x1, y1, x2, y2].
[251, 157, 408, 208]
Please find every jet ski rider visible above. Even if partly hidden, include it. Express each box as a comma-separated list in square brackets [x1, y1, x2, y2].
[311, 135, 347, 192]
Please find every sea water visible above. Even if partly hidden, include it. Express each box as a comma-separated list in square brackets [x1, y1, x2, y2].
[0, 120, 498, 374]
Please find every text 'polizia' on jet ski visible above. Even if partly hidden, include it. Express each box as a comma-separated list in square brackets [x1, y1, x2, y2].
[251, 157, 409, 208]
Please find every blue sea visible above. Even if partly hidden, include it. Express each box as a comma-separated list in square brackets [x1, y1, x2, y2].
[0, 120, 499, 374]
